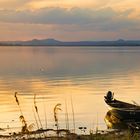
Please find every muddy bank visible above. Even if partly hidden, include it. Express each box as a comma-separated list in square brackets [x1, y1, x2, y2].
[0, 130, 139, 140]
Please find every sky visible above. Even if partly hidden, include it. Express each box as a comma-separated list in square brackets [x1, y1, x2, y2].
[0, 0, 140, 41]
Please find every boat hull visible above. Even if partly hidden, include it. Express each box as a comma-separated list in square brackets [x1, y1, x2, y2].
[104, 92, 140, 131]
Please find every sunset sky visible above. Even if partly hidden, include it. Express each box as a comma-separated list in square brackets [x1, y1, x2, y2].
[0, 0, 140, 41]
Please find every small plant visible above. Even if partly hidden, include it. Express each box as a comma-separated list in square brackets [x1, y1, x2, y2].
[15, 92, 35, 134]
[54, 103, 62, 132]
[19, 115, 29, 133]
[14, 92, 29, 133]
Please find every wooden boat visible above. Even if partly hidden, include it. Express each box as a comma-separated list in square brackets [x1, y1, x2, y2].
[104, 91, 140, 122]
[104, 91, 140, 111]
[104, 91, 140, 132]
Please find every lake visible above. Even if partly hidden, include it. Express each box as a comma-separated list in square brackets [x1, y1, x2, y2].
[0, 46, 140, 135]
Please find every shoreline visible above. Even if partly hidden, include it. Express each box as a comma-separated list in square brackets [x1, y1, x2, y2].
[0, 129, 139, 140]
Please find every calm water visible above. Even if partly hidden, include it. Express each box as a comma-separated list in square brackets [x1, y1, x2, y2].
[0, 46, 140, 134]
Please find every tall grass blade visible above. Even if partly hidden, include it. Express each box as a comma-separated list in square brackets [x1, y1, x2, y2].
[34, 94, 43, 129]
[71, 96, 76, 133]
[65, 99, 69, 130]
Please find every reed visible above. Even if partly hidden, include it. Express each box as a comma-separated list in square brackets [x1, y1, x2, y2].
[43, 96, 47, 129]
[32, 107, 42, 139]
[65, 99, 69, 131]
[43, 96, 48, 138]
[34, 94, 43, 129]
[14, 92, 29, 133]
[32, 106, 39, 130]
[71, 96, 76, 133]
[19, 115, 29, 133]
[54, 103, 62, 132]
[96, 112, 99, 134]
[34, 94, 46, 138]
[15, 92, 23, 115]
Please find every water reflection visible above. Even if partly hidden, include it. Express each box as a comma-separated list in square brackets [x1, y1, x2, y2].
[104, 109, 140, 132]
[0, 46, 140, 134]
[104, 110, 128, 130]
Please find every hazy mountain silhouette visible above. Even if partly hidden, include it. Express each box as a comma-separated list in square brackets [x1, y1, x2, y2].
[1, 38, 140, 46]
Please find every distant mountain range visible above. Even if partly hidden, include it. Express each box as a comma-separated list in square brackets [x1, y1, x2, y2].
[0, 39, 140, 46]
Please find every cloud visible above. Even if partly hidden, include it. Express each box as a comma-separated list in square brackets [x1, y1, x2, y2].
[0, 0, 29, 10]
[0, 7, 135, 23]
[0, 7, 93, 24]
[0, 7, 138, 31]
[0, 6, 139, 41]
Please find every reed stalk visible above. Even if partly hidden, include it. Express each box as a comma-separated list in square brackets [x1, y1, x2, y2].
[54, 103, 62, 134]
[15, 92, 23, 115]
[43, 96, 48, 138]
[65, 99, 69, 131]
[43, 96, 47, 129]
[34, 94, 46, 138]
[71, 96, 76, 133]
[14, 92, 29, 138]
[34, 94, 43, 129]
[32, 107, 39, 130]
[32, 107, 42, 139]
[96, 112, 99, 134]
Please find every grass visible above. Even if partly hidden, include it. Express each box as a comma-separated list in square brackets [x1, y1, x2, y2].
[0, 130, 140, 140]
[11, 93, 140, 140]
[77, 131, 140, 140]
